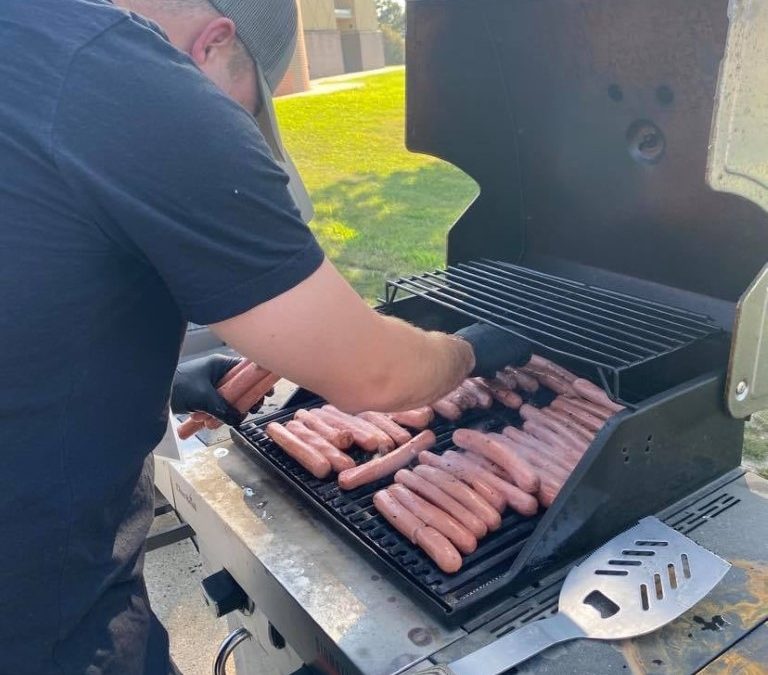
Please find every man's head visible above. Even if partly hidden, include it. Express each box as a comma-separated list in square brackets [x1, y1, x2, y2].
[117, 0, 297, 114]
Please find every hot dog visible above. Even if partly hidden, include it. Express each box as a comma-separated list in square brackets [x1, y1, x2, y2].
[337, 430, 436, 490]
[265, 423, 332, 479]
[373, 490, 462, 574]
[464, 451, 507, 480]
[177, 365, 275, 439]
[314, 408, 380, 452]
[218, 362, 270, 403]
[232, 373, 280, 416]
[491, 434, 569, 484]
[542, 408, 595, 441]
[357, 411, 412, 448]
[522, 420, 575, 453]
[285, 421, 356, 473]
[413, 465, 502, 531]
[463, 449, 550, 507]
[499, 427, 575, 474]
[485, 381, 523, 409]
[510, 444, 564, 507]
[388, 484, 478, 554]
[556, 396, 613, 421]
[519, 405, 589, 452]
[388, 407, 435, 429]
[457, 383, 482, 408]
[442, 451, 539, 516]
[494, 370, 518, 390]
[531, 372, 575, 396]
[218, 357, 248, 385]
[415, 526, 464, 574]
[528, 355, 578, 383]
[418, 451, 506, 512]
[572, 379, 625, 413]
[503, 367, 539, 393]
[549, 397, 607, 430]
[431, 398, 463, 421]
[462, 379, 494, 409]
[445, 386, 477, 410]
[452, 428, 540, 494]
[394, 469, 488, 538]
[293, 409, 353, 449]
[323, 405, 395, 453]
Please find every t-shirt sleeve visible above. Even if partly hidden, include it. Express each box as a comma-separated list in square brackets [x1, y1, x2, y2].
[52, 15, 324, 325]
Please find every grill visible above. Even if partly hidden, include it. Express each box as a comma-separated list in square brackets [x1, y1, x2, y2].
[232, 0, 768, 633]
[233, 261, 739, 623]
[234, 403, 543, 619]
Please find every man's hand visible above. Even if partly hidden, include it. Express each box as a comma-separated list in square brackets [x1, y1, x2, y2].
[171, 355, 245, 426]
[455, 323, 532, 378]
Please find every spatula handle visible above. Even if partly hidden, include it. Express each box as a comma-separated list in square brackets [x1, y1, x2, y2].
[446, 613, 583, 675]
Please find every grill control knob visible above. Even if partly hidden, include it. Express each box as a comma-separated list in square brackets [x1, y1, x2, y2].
[200, 569, 250, 618]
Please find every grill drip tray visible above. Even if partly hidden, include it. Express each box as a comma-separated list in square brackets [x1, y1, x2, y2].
[233, 403, 542, 620]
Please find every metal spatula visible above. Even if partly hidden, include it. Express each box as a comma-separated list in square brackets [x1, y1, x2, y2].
[444, 517, 731, 675]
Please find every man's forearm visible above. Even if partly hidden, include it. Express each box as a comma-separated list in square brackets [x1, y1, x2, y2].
[210, 259, 477, 414]
[360, 315, 476, 413]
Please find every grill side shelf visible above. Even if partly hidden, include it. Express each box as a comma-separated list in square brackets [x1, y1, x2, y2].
[231, 403, 542, 623]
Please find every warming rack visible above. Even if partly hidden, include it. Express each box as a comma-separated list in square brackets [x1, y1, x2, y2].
[384, 260, 723, 399]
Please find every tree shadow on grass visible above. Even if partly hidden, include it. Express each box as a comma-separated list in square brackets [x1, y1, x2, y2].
[308, 162, 478, 302]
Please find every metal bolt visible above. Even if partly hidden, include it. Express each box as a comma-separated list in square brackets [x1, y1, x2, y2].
[735, 380, 749, 401]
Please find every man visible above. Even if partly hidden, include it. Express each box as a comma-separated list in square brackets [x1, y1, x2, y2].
[0, 0, 527, 672]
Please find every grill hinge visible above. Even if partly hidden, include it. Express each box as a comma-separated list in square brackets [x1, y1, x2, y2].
[726, 264, 768, 418]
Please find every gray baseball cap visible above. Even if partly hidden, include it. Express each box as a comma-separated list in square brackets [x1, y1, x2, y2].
[207, 0, 298, 91]
[207, 0, 313, 222]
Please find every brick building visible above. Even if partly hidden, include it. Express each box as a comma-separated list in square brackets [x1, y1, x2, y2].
[275, 0, 386, 95]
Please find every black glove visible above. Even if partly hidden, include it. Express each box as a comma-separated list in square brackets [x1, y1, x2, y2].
[171, 354, 245, 427]
[455, 323, 532, 378]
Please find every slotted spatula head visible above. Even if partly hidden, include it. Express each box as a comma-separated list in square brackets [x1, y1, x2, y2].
[559, 516, 731, 640]
[437, 517, 731, 675]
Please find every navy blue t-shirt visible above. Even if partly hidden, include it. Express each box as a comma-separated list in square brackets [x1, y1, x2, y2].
[0, 0, 323, 672]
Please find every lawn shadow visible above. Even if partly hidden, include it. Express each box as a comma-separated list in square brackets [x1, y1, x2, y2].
[308, 162, 478, 301]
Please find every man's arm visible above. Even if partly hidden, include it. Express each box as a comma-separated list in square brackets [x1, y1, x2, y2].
[211, 258, 475, 413]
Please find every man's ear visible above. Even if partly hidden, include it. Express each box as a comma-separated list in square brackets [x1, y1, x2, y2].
[189, 16, 238, 68]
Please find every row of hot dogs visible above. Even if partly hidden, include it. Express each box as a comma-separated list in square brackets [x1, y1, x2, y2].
[177, 360, 280, 439]
[248, 356, 624, 573]
[177, 353, 623, 572]
[371, 377, 624, 572]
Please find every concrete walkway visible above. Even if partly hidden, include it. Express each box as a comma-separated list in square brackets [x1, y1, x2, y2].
[145, 513, 233, 675]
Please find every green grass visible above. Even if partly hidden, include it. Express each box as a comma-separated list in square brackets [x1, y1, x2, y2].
[744, 412, 768, 478]
[275, 67, 477, 302]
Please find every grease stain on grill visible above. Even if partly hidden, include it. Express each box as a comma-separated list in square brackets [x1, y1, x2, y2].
[693, 614, 727, 631]
[407, 627, 434, 646]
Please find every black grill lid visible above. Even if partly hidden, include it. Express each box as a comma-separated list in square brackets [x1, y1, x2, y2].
[406, 0, 768, 305]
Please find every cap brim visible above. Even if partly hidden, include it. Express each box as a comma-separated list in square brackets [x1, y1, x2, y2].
[253, 65, 314, 224]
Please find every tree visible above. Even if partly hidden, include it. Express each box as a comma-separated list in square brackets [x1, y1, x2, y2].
[375, 0, 405, 37]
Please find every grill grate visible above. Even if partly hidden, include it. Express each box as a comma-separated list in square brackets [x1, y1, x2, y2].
[233, 403, 542, 618]
[385, 260, 722, 398]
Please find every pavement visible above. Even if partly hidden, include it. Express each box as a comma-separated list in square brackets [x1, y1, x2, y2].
[145, 512, 234, 675]
[145, 378, 300, 675]
[277, 65, 403, 100]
